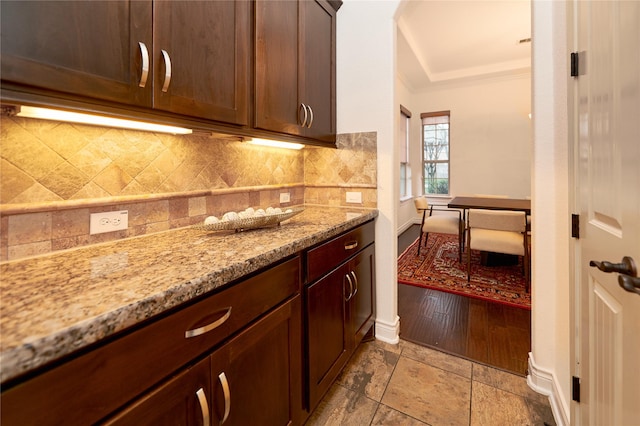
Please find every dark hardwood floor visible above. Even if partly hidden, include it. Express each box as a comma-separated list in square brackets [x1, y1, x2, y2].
[397, 224, 531, 376]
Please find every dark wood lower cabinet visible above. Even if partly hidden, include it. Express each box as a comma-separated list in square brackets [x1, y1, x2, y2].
[1, 224, 375, 426]
[305, 232, 375, 412]
[106, 296, 302, 426]
[349, 244, 376, 350]
[306, 263, 351, 409]
[209, 295, 302, 425]
[104, 359, 212, 426]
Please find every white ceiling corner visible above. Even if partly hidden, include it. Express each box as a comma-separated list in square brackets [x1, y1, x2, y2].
[396, 0, 532, 91]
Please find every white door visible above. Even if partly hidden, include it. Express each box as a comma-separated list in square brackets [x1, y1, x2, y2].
[574, 1, 640, 425]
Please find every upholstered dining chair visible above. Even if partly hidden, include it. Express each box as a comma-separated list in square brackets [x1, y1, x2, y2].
[414, 197, 464, 261]
[466, 209, 529, 292]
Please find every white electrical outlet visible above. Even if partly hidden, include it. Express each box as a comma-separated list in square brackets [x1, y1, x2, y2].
[90, 210, 128, 235]
[346, 191, 363, 204]
[280, 192, 291, 203]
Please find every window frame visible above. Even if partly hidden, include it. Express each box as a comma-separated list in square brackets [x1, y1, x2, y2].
[421, 110, 450, 196]
[399, 105, 412, 201]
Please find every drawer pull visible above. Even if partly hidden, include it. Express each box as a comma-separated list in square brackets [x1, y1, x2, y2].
[196, 387, 210, 426]
[185, 307, 232, 338]
[161, 49, 172, 92]
[218, 372, 231, 424]
[345, 273, 354, 301]
[138, 42, 149, 88]
[350, 271, 359, 298]
[344, 241, 358, 250]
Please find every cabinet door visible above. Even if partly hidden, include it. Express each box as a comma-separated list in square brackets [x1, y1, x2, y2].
[104, 358, 211, 426]
[349, 244, 376, 349]
[153, 1, 250, 125]
[254, 0, 303, 136]
[299, 0, 336, 143]
[255, 0, 337, 144]
[306, 264, 350, 409]
[0, 1, 152, 106]
[209, 296, 302, 426]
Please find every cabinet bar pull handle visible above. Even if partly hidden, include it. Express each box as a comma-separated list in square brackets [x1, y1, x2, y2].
[299, 103, 308, 127]
[138, 42, 149, 88]
[344, 241, 358, 250]
[161, 49, 172, 92]
[307, 105, 314, 128]
[196, 387, 210, 426]
[185, 307, 232, 338]
[345, 273, 354, 301]
[350, 271, 359, 297]
[218, 372, 231, 425]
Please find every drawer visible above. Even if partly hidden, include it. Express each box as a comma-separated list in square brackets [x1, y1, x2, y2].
[1, 255, 300, 426]
[306, 220, 374, 283]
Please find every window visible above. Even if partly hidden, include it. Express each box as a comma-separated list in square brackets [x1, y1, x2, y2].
[399, 105, 412, 199]
[421, 111, 450, 195]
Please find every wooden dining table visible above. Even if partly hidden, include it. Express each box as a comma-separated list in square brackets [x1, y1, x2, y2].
[447, 196, 531, 214]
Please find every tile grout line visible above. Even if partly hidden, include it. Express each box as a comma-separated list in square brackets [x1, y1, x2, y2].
[468, 363, 475, 426]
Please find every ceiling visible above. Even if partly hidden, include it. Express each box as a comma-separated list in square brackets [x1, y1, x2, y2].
[396, 0, 531, 91]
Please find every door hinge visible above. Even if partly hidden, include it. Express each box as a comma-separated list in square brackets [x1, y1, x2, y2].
[572, 214, 580, 239]
[571, 52, 579, 77]
[572, 376, 581, 402]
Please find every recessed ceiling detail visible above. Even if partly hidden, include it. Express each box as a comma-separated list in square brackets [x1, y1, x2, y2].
[397, 0, 531, 91]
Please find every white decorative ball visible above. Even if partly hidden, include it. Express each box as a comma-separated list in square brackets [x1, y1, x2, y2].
[204, 216, 219, 225]
[221, 211, 239, 222]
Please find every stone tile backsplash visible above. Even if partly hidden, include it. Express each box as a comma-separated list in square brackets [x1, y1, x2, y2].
[0, 116, 376, 261]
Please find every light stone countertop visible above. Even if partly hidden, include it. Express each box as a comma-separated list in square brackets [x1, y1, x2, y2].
[0, 205, 378, 383]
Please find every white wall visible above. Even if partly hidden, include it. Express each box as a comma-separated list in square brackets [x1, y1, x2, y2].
[397, 74, 533, 236]
[529, 2, 571, 425]
[413, 76, 532, 200]
[337, 0, 401, 344]
[338, 4, 570, 425]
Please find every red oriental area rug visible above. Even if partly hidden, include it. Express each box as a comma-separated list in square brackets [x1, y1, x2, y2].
[398, 234, 531, 310]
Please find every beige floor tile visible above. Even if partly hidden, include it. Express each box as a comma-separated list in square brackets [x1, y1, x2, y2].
[337, 340, 400, 401]
[305, 384, 379, 426]
[472, 363, 549, 405]
[400, 339, 473, 379]
[470, 381, 533, 426]
[371, 404, 430, 425]
[381, 356, 471, 426]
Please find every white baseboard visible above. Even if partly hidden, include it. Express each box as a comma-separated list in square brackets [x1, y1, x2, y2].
[374, 316, 400, 344]
[397, 218, 422, 237]
[527, 352, 569, 426]
[397, 218, 420, 236]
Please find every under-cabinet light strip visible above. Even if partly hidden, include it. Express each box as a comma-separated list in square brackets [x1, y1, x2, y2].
[246, 138, 304, 150]
[16, 105, 193, 135]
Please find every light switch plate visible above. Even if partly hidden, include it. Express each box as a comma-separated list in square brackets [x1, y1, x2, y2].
[346, 191, 363, 204]
[90, 210, 128, 235]
[280, 192, 291, 203]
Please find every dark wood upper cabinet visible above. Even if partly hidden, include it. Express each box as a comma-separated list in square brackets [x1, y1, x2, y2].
[0, 0, 250, 126]
[1, 0, 338, 145]
[152, 1, 250, 125]
[299, 0, 336, 143]
[0, 1, 153, 106]
[255, 0, 337, 145]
